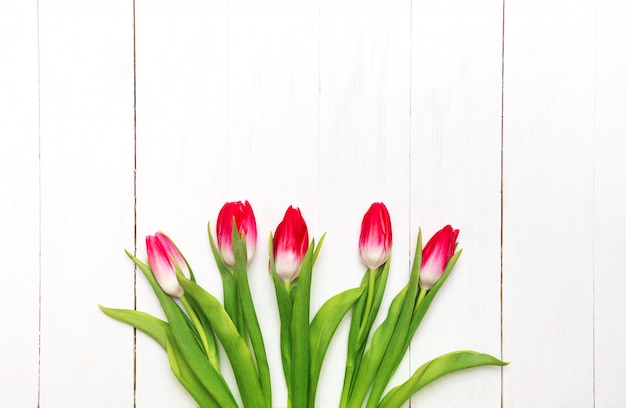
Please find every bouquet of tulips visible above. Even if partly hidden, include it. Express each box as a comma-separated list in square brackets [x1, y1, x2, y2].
[101, 201, 506, 408]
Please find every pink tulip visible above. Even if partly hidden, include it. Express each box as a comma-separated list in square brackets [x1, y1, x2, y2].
[359, 202, 392, 270]
[146, 232, 189, 297]
[216, 200, 257, 266]
[418, 225, 459, 290]
[273, 206, 309, 283]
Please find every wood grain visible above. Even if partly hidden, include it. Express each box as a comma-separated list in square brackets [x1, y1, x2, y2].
[2, 0, 626, 406]
[37, 0, 135, 406]
[0, 1, 40, 406]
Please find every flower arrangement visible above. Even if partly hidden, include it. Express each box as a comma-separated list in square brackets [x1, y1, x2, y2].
[100, 201, 506, 408]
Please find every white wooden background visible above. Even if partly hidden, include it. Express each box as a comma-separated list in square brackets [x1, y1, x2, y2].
[1, 0, 625, 407]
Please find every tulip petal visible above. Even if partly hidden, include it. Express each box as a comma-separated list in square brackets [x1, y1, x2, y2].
[146, 235, 184, 297]
[359, 203, 392, 269]
[273, 206, 309, 283]
[419, 225, 459, 290]
[216, 201, 258, 265]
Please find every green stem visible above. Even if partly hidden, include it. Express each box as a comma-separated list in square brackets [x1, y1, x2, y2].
[237, 266, 272, 408]
[180, 295, 211, 359]
[290, 244, 315, 408]
[236, 284, 247, 337]
[339, 360, 355, 408]
[357, 268, 375, 342]
[340, 271, 374, 407]
[415, 287, 427, 309]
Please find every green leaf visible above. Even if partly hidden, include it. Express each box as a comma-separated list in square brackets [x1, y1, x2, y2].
[339, 271, 370, 407]
[290, 240, 317, 408]
[340, 258, 391, 407]
[378, 351, 509, 408]
[99, 304, 219, 407]
[405, 250, 462, 352]
[309, 287, 363, 407]
[208, 222, 238, 326]
[365, 233, 423, 408]
[166, 333, 220, 408]
[231, 223, 248, 336]
[177, 271, 266, 408]
[99, 306, 168, 350]
[269, 234, 294, 394]
[361, 259, 391, 350]
[312, 233, 326, 265]
[182, 294, 220, 372]
[126, 251, 237, 408]
[346, 285, 408, 408]
[372, 249, 463, 402]
[232, 229, 272, 408]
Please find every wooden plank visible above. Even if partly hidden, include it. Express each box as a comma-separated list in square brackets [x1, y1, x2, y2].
[0, 1, 40, 406]
[134, 0, 229, 406]
[318, 0, 411, 405]
[502, 1, 596, 406]
[136, 0, 320, 405]
[593, 0, 626, 405]
[226, 0, 320, 215]
[410, 1, 503, 406]
[228, 1, 320, 405]
[37, 1, 135, 406]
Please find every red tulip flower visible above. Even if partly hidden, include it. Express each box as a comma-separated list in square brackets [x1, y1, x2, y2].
[358, 202, 392, 270]
[216, 200, 257, 266]
[419, 225, 459, 290]
[273, 206, 309, 283]
[146, 232, 189, 297]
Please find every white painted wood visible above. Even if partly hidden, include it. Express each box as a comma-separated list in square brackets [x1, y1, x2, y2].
[0, 2, 40, 407]
[37, 1, 135, 406]
[228, 1, 321, 405]
[502, 1, 596, 407]
[410, 1, 503, 406]
[4, 1, 626, 406]
[593, 0, 626, 405]
[134, 0, 229, 406]
[317, 1, 412, 406]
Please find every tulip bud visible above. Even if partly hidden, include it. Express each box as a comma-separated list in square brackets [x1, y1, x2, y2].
[273, 206, 309, 283]
[145, 232, 189, 297]
[216, 200, 257, 266]
[418, 225, 459, 290]
[358, 202, 392, 270]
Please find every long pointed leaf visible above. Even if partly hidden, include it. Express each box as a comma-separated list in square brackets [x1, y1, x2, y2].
[405, 250, 462, 351]
[345, 258, 392, 392]
[166, 334, 220, 408]
[368, 250, 463, 407]
[346, 285, 408, 408]
[208, 222, 238, 325]
[232, 229, 271, 408]
[177, 271, 266, 408]
[361, 258, 391, 350]
[366, 231, 422, 408]
[99, 304, 219, 407]
[339, 273, 368, 407]
[370, 247, 464, 408]
[99, 306, 168, 349]
[126, 251, 237, 408]
[378, 351, 508, 408]
[290, 240, 317, 408]
[184, 294, 220, 372]
[269, 234, 294, 395]
[309, 287, 363, 407]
